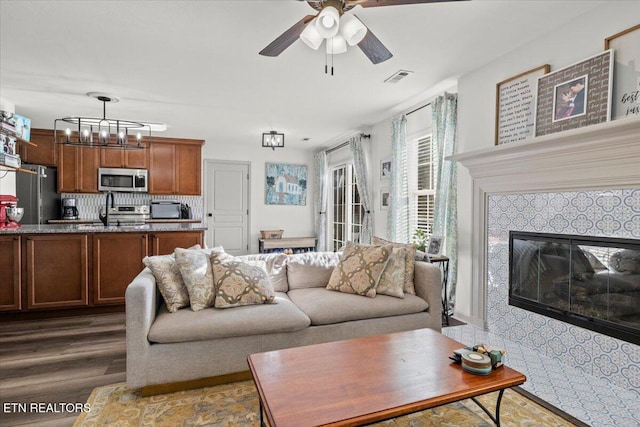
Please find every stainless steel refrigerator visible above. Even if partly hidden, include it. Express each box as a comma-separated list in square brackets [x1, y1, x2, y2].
[15, 165, 60, 224]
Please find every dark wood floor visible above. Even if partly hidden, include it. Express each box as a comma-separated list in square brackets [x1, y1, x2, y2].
[0, 313, 126, 427]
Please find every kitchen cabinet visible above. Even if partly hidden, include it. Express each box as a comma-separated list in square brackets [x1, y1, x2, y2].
[24, 234, 89, 309]
[149, 139, 203, 195]
[18, 128, 57, 166]
[93, 232, 149, 305]
[100, 146, 148, 169]
[150, 231, 204, 255]
[58, 142, 100, 193]
[0, 235, 21, 311]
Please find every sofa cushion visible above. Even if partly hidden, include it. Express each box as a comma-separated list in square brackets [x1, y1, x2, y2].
[376, 247, 406, 298]
[237, 253, 289, 292]
[211, 254, 276, 308]
[175, 247, 215, 311]
[287, 252, 341, 289]
[148, 293, 310, 343]
[326, 242, 392, 298]
[287, 288, 429, 326]
[373, 236, 417, 294]
[143, 254, 190, 313]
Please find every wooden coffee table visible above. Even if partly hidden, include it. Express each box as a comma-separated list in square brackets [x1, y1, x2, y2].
[248, 328, 526, 427]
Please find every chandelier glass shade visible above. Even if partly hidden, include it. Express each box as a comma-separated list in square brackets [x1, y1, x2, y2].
[262, 131, 285, 150]
[54, 93, 151, 149]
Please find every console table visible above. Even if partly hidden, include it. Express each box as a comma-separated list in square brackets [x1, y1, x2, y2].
[259, 237, 317, 254]
[429, 255, 450, 326]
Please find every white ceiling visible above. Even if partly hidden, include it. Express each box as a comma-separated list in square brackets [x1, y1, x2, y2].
[0, 0, 607, 150]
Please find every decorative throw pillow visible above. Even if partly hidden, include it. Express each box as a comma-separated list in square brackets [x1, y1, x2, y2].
[174, 248, 215, 311]
[376, 247, 406, 298]
[326, 242, 392, 298]
[143, 254, 190, 312]
[372, 236, 417, 295]
[210, 252, 275, 308]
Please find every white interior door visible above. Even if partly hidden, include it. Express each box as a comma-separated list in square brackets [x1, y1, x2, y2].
[204, 160, 250, 255]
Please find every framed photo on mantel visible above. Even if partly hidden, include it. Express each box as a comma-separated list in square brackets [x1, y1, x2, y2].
[535, 50, 613, 137]
[495, 65, 550, 145]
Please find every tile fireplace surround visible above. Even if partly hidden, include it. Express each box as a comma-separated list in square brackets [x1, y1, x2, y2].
[449, 117, 640, 426]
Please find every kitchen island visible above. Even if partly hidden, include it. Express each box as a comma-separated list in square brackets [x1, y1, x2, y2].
[0, 223, 206, 319]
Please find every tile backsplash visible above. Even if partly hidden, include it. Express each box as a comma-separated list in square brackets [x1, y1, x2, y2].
[62, 193, 203, 220]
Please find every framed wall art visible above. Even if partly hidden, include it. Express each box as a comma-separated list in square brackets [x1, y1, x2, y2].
[380, 158, 391, 180]
[605, 24, 640, 120]
[495, 64, 550, 145]
[380, 188, 390, 210]
[535, 50, 613, 137]
[265, 163, 307, 206]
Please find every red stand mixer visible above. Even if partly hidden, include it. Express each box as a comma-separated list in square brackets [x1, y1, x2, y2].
[0, 195, 21, 229]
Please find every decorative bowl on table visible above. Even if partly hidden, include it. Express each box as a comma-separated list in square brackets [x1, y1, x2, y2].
[6, 206, 24, 223]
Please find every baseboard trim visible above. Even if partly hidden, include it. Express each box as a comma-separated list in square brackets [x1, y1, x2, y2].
[140, 371, 253, 397]
[513, 386, 590, 427]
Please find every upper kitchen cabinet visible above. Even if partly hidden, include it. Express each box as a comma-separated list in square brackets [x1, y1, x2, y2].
[149, 138, 203, 195]
[100, 145, 148, 169]
[18, 128, 57, 166]
[58, 143, 100, 193]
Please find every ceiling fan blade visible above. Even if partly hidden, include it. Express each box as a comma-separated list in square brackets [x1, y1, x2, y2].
[356, 18, 393, 64]
[354, 0, 468, 7]
[259, 15, 315, 57]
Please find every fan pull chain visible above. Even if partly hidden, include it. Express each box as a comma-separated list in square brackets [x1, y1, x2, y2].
[325, 45, 328, 75]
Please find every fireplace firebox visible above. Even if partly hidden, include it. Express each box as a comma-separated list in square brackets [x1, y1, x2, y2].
[509, 231, 640, 345]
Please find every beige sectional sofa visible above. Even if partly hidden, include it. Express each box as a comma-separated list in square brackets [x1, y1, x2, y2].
[125, 251, 442, 390]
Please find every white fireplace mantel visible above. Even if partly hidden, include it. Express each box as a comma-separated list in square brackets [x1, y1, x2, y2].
[448, 117, 640, 324]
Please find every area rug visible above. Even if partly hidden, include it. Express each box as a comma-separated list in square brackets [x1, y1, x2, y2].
[73, 380, 577, 427]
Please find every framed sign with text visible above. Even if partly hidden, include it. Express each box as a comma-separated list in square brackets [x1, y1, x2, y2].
[605, 24, 640, 120]
[495, 65, 550, 145]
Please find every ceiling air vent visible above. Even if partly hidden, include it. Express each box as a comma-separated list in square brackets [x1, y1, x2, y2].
[384, 70, 413, 84]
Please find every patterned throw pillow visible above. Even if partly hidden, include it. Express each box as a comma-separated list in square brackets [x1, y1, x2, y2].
[174, 248, 215, 311]
[210, 252, 276, 308]
[326, 242, 392, 298]
[376, 247, 406, 298]
[372, 236, 417, 294]
[143, 254, 190, 313]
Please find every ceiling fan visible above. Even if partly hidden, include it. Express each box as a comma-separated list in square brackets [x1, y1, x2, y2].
[259, 0, 467, 65]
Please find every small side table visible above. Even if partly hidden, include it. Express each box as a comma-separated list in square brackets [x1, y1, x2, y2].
[259, 237, 317, 254]
[428, 255, 450, 326]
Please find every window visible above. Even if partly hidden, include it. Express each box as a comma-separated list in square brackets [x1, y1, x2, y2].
[330, 164, 363, 252]
[409, 135, 437, 235]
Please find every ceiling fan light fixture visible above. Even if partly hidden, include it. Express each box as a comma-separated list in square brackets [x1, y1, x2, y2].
[326, 34, 347, 54]
[300, 18, 323, 50]
[340, 14, 367, 46]
[315, 6, 340, 38]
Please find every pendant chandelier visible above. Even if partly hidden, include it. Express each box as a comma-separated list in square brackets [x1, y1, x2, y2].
[54, 92, 154, 149]
[262, 131, 285, 150]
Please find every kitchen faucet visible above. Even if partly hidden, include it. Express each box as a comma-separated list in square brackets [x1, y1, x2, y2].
[99, 191, 115, 226]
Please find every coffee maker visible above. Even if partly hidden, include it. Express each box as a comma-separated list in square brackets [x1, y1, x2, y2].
[62, 197, 79, 220]
[0, 195, 21, 229]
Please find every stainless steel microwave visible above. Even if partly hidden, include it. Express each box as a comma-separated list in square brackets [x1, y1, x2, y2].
[98, 168, 148, 192]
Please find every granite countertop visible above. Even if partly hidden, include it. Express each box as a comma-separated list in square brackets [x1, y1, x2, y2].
[0, 222, 207, 234]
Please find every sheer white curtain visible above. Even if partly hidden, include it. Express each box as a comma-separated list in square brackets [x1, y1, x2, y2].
[349, 135, 373, 244]
[432, 92, 458, 307]
[388, 115, 410, 242]
[313, 151, 328, 251]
